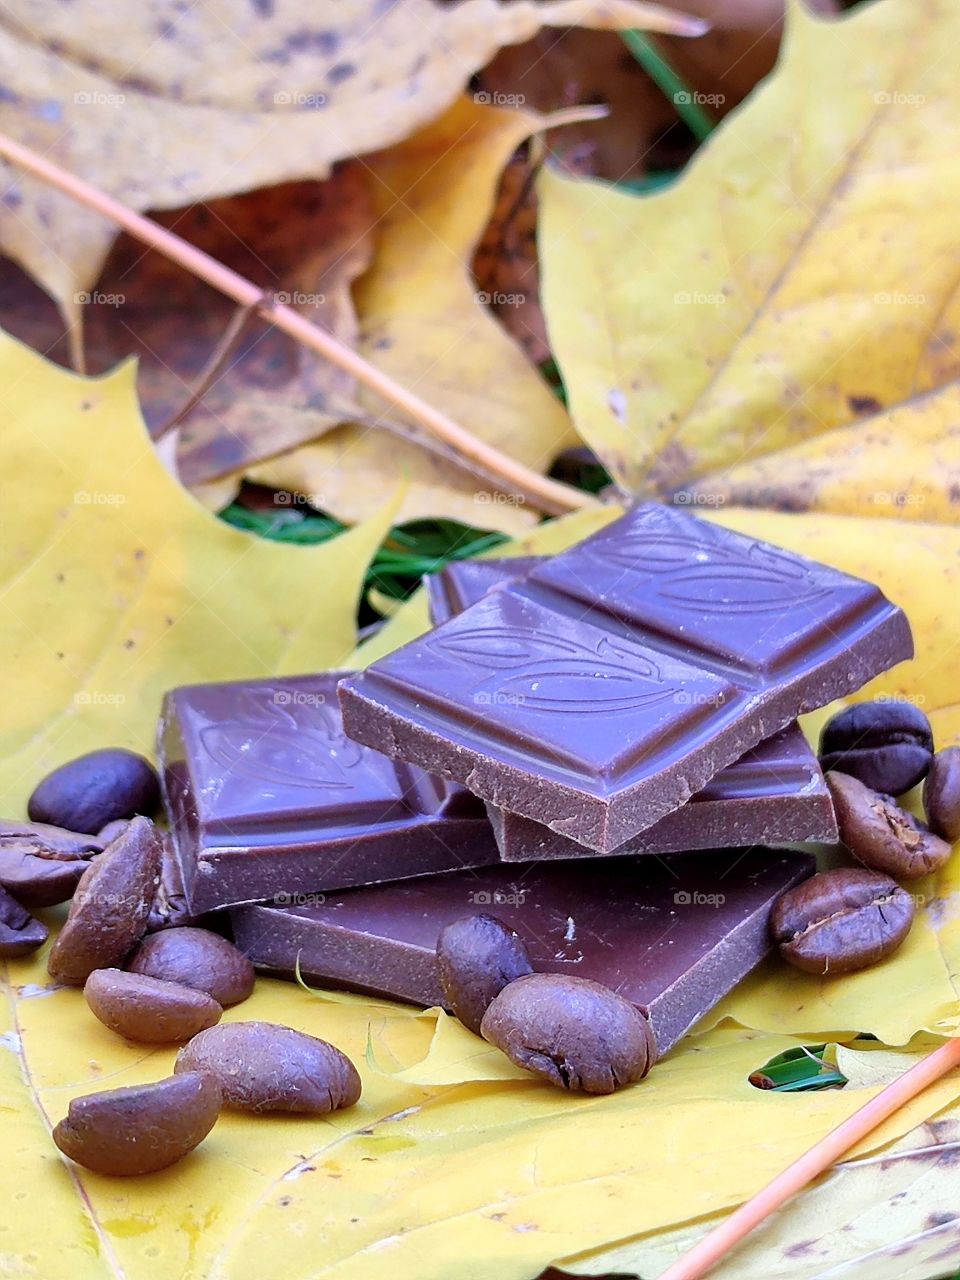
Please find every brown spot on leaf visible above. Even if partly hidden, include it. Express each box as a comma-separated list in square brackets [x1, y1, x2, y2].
[328, 63, 356, 85]
[785, 1240, 817, 1258]
[926, 1212, 959, 1228]
[264, 28, 340, 63]
[607, 387, 626, 424]
[847, 394, 882, 415]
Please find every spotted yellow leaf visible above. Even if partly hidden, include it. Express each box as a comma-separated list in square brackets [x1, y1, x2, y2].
[539, 0, 960, 521]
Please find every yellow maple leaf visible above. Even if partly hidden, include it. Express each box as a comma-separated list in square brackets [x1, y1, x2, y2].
[699, 507, 960, 1045]
[0, 0, 700, 346]
[0, 331, 395, 812]
[560, 1087, 960, 1278]
[249, 98, 580, 535]
[538, 0, 960, 516]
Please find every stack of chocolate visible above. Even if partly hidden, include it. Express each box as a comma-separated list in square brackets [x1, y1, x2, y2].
[159, 505, 912, 1056]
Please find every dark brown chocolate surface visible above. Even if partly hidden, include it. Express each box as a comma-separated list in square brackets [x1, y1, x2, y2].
[424, 557, 541, 626]
[232, 848, 813, 1054]
[489, 725, 837, 858]
[427, 558, 838, 859]
[158, 673, 500, 914]
[341, 505, 910, 852]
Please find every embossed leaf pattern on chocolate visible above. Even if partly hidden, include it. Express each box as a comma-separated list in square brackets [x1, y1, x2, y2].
[199, 688, 365, 790]
[198, 726, 363, 791]
[433, 627, 586, 670]
[6, 0, 960, 1273]
[582, 527, 831, 615]
[433, 625, 676, 716]
[492, 666, 676, 715]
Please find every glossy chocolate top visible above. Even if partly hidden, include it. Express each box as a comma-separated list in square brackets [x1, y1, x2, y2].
[427, 557, 828, 803]
[162, 674, 487, 845]
[425, 557, 542, 625]
[341, 506, 910, 849]
[158, 673, 500, 913]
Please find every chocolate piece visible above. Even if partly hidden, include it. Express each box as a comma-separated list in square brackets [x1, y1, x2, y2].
[490, 726, 837, 858]
[427, 559, 838, 859]
[159, 673, 500, 914]
[231, 848, 814, 1055]
[424, 557, 541, 626]
[341, 504, 911, 853]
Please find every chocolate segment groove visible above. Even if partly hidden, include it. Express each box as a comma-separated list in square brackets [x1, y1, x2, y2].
[427, 557, 838, 860]
[341, 504, 910, 852]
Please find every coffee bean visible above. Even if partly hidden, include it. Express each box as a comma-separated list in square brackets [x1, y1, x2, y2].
[53, 1071, 221, 1176]
[771, 867, 914, 975]
[97, 819, 131, 845]
[29, 748, 160, 834]
[827, 771, 952, 880]
[0, 820, 103, 908]
[0, 885, 47, 958]
[47, 816, 161, 986]
[479, 973, 656, 1094]
[819, 701, 933, 795]
[437, 914, 533, 1035]
[175, 1022, 362, 1114]
[924, 747, 960, 843]
[126, 927, 254, 1007]
[85, 969, 222, 1044]
[145, 833, 195, 933]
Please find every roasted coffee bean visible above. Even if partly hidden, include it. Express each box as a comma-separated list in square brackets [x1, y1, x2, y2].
[85, 968, 222, 1044]
[437, 914, 533, 1035]
[145, 834, 194, 933]
[828, 771, 952, 880]
[0, 820, 103, 908]
[47, 816, 161, 986]
[771, 867, 914, 975]
[480, 973, 656, 1094]
[97, 819, 130, 846]
[175, 1021, 362, 1114]
[924, 747, 960, 843]
[819, 701, 933, 795]
[0, 885, 47, 958]
[126, 927, 254, 1007]
[29, 748, 160, 834]
[53, 1071, 221, 1175]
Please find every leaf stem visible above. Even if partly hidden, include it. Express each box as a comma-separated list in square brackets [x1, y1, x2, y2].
[659, 1036, 960, 1280]
[0, 132, 595, 518]
[621, 30, 716, 143]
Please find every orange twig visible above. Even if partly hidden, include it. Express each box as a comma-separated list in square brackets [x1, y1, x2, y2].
[152, 295, 264, 439]
[660, 1036, 960, 1280]
[0, 132, 595, 518]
